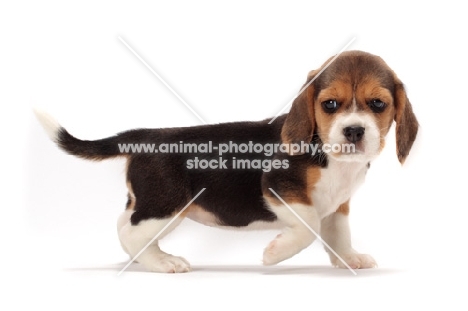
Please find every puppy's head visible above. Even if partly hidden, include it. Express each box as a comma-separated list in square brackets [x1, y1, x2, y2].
[281, 50, 418, 164]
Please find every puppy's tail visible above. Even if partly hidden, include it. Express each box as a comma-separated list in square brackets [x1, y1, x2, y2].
[34, 109, 128, 161]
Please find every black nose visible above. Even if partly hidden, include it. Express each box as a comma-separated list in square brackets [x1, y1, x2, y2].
[343, 126, 365, 143]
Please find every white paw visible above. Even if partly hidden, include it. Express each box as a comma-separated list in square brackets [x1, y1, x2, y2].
[143, 254, 191, 273]
[332, 253, 377, 269]
[263, 234, 303, 266]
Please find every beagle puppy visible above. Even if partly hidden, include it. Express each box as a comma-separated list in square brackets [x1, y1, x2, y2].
[35, 50, 418, 273]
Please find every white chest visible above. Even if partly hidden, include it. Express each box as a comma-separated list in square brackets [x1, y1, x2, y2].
[312, 160, 368, 219]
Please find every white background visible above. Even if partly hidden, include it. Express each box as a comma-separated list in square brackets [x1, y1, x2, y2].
[2, 0, 468, 310]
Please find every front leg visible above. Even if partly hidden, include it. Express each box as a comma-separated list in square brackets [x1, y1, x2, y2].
[263, 201, 319, 265]
[321, 201, 377, 269]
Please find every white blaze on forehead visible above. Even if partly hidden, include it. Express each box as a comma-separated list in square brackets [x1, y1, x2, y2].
[351, 96, 357, 112]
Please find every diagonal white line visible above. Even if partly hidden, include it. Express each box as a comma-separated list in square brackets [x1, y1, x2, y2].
[268, 37, 356, 124]
[268, 188, 357, 275]
[118, 36, 207, 124]
[117, 188, 206, 276]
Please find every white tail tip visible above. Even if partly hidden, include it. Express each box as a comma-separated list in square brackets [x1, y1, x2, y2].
[33, 108, 61, 143]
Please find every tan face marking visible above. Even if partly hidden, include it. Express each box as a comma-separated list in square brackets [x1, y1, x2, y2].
[314, 80, 352, 144]
[354, 79, 395, 144]
[314, 76, 396, 161]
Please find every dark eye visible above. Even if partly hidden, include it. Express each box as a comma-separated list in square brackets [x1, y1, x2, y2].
[368, 99, 386, 112]
[322, 100, 339, 113]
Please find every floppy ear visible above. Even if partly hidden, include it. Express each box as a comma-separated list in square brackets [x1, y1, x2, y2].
[394, 78, 418, 164]
[281, 71, 316, 155]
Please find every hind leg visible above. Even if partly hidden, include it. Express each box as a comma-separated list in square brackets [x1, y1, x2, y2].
[119, 155, 194, 273]
[118, 210, 190, 273]
[117, 210, 132, 256]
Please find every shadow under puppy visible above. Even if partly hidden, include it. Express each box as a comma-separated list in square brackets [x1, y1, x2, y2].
[35, 50, 418, 273]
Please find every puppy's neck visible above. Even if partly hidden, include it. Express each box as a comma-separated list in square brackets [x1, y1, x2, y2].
[326, 156, 369, 174]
